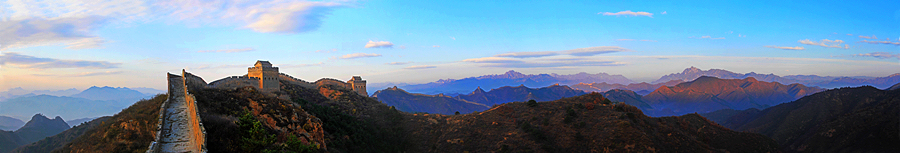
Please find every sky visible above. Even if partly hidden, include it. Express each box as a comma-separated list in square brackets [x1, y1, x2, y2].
[1, 0, 899, 91]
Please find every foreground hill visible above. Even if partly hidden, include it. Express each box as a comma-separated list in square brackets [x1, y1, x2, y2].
[372, 87, 489, 115]
[14, 114, 70, 144]
[718, 86, 900, 152]
[402, 93, 779, 152]
[54, 95, 166, 153]
[642, 76, 823, 116]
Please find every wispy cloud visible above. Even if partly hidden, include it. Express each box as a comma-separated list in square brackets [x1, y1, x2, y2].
[432, 45, 440, 48]
[858, 40, 900, 45]
[851, 52, 900, 59]
[846, 34, 853, 36]
[364, 40, 393, 48]
[404, 65, 436, 69]
[463, 57, 624, 68]
[197, 48, 255, 53]
[798, 39, 849, 49]
[616, 39, 635, 41]
[450, 36, 456, 40]
[0, 52, 120, 69]
[598, 10, 653, 17]
[340, 53, 381, 59]
[75, 71, 123, 77]
[190, 64, 244, 70]
[692, 36, 725, 39]
[315, 49, 337, 53]
[0, 17, 109, 50]
[386, 62, 411, 65]
[495, 51, 559, 58]
[619, 39, 658, 42]
[156, 0, 345, 33]
[765, 45, 805, 50]
[494, 46, 630, 58]
[858, 35, 878, 39]
[661, 11, 667, 15]
[280, 62, 325, 67]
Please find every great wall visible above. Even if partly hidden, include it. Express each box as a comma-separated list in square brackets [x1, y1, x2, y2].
[147, 61, 367, 152]
[147, 70, 207, 153]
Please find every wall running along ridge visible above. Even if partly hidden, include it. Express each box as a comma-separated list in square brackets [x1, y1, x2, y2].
[147, 70, 207, 153]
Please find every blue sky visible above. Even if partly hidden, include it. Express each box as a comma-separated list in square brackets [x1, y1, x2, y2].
[1, 0, 898, 91]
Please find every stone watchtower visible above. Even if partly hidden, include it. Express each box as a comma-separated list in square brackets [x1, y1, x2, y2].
[348, 76, 368, 97]
[248, 60, 280, 91]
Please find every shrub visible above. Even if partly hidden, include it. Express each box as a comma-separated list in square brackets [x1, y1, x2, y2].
[455, 111, 460, 115]
[237, 110, 276, 152]
[602, 98, 612, 105]
[526, 99, 538, 107]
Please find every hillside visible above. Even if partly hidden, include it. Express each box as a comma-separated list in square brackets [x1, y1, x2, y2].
[642, 76, 823, 116]
[600, 89, 651, 109]
[0, 116, 24, 131]
[401, 93, 779, 152]
[571, 80, 683, 94]
[720, 86, 900, 152]
[54, 95, 166, 153]
[456, 84, 586, 106]
[0, 131, 24, 153]
[10, 117, 110, 153]
[71, 86, 149, 101]
[372, 86, 489, 115]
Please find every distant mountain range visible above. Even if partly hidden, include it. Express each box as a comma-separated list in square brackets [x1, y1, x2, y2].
[654, 67, 900, 89]
[0, 116, 23, 131]
[0, 86, 153, 122]
[642, 76, 824, 116]
[373, 84, 587, 115]
[372, 67, 897, 97]
[0, 86, 163, 102]
[701, 84, 900, 152]
[370, 70, 632, 95]
[372, 87, 489, 115]
[0, 114, 70, 153]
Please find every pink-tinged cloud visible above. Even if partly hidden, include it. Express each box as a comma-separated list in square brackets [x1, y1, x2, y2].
[598, 10, 653, 17]
[798, 39, 848, 49]
[462, 57, 523, 63]
[765, 46, 805, 50]
[694, 36, 725, 39]
[364, 40, 393, 48]
[0, 52, 120, 69]
[858, 40, 900, 45]
[495, 51, 559, 58]
[858, 35, 877, 39]
[197, 48, 255, 53]
[853, 52, 900, 59]
[340, 53, 382, 59]
[386, 62, 411, 65]
[404, 65, 437, 69]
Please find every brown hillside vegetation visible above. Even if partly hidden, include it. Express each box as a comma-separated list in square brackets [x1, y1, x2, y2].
[11, 116, 110, 153]
[55, 94, 166, 153]
[402, 93, 779, 152]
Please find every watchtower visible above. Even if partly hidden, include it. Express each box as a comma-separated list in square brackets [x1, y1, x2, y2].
[248, 60, 280, 91]
[348, 76, 368, 97]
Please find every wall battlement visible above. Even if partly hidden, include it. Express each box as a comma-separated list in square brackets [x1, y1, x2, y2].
[207, 60, 368, 96]
[148, 70, 207, 153]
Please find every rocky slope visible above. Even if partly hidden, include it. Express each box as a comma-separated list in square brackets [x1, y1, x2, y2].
[372, 86, 489, 115]
[719, 86, 900, 152]
[54, 95, 166, 153]
[642, 76, 824, 116]
[402, 93, 779, 152]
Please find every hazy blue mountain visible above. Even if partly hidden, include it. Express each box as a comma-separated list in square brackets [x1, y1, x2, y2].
[0, 95, 136, 122]
[653, 67, 900, 89]
[0, 130, 24, 153]
[71, 86, 148, 101]
[374, 70, 632, 95]
[570, 80, 683, 93]
[455, 84, 587, 106]
[0, 116, 24, 131]
[14, 114, 70, 144]
[371, 87, 489, 115]
[600, 89, 651, 109]
[65, 117, 98, 127]
[130, 87, 166, 95]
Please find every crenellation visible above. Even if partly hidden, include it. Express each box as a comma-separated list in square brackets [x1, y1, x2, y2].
[208, 60, 367, 96]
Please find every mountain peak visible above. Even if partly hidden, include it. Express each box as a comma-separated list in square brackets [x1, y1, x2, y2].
[31, 113, 50, 121]
[684, 66, 702, 73]
[473, 86, 486, 94]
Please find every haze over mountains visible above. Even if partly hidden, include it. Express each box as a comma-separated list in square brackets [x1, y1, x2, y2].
[0, 114, 70, 153]
[0, 86, 162, 122]
[372, 67, 899, 97]
[372, 84, 587, 115]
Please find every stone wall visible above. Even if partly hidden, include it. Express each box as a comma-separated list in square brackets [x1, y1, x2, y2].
[209, 76, 260, 90]
[147, 71, 207, 153]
